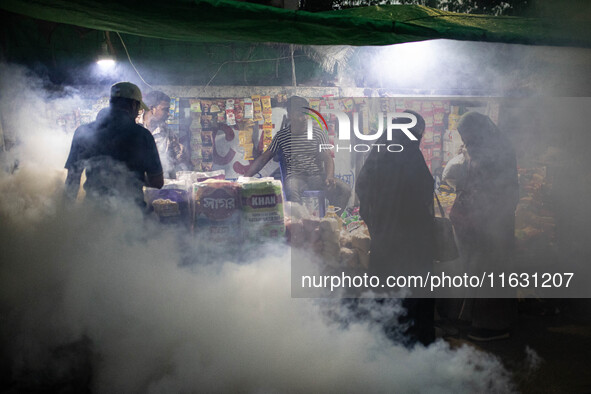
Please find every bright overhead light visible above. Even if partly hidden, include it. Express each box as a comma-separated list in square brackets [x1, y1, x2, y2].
[366, 40, 446, 87]
[96, 34, 116, 67]
[97, 58, 115, 68]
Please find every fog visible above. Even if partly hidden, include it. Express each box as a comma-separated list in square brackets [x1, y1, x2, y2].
[0, 64, 519, 392]
[356, 40, 591, 96]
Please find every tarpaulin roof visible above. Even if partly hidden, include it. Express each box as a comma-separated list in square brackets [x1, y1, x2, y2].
[1, 0, 591, 48]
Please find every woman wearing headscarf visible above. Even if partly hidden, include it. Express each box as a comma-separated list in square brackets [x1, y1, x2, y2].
[450, 111, 519, 341]
[356, 110, 436, 346]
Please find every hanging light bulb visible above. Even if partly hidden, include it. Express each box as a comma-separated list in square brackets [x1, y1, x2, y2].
[97, 32, 115, 67]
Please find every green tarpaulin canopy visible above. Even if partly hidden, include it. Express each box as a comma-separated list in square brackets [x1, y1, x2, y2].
[1, 0, 591, 48]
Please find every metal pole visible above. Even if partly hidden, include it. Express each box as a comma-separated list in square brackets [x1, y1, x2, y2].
[290, 44, 297, 87]
[0, 111, 6, 152]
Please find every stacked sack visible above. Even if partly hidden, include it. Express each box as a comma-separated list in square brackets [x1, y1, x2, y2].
[194, 179, 242, 243]
[144, 179, 191, 227]
[239, 177, 285, 240]
[144, 171, 287, 246]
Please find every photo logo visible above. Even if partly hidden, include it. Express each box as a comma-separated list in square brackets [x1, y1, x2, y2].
[303, 107, 328, 132]
[305, 109, 418, 153]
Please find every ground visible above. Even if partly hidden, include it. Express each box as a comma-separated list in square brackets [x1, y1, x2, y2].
[2, 299, 590, 393]
[440, 298, 591, 393]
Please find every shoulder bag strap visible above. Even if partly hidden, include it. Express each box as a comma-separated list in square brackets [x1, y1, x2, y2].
[434, 193, 447, 219]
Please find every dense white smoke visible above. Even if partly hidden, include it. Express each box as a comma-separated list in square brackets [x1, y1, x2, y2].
[0, 64, 515, 393]
[357, 40, 591, 96]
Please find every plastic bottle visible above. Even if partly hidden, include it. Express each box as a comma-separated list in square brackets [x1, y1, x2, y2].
[325, 205, 343, 231]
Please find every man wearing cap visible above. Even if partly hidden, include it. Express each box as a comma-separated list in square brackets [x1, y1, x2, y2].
[65, 82, 164, 208]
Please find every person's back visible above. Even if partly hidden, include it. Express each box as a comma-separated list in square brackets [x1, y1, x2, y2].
[72, 109, 157, 203]
[356, 110, 436, 346]
[356, 110, 435, 276]
[65, 82, 163, 208]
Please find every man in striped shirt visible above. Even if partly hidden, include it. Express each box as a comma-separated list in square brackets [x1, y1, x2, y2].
[245, 96, 336, 204]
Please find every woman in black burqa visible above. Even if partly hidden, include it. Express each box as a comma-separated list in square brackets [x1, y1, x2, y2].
[450, 111, 519, 341]
[356, 110, 436, 346]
